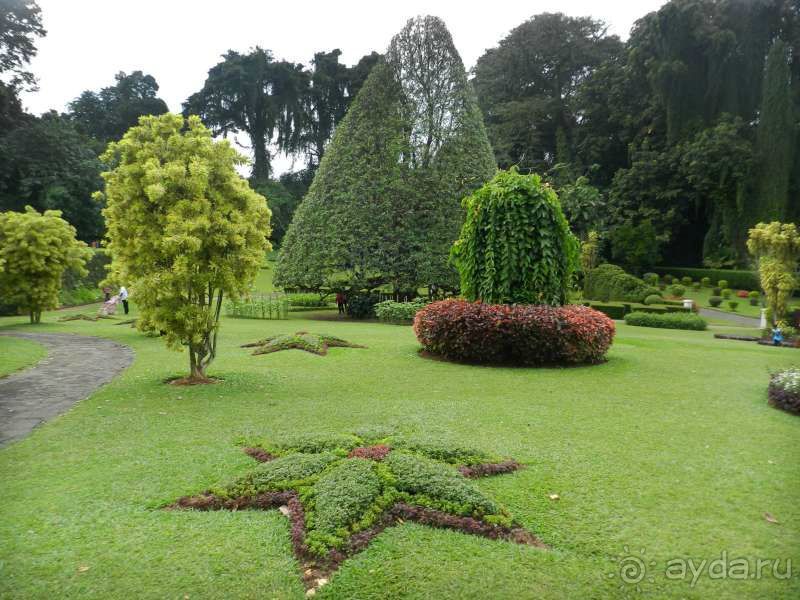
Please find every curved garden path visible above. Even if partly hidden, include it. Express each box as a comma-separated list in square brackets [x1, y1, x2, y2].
[0, 332, 133, 448]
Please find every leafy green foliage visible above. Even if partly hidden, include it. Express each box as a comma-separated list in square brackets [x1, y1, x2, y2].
[217, 452, 339, 498]
[373, 299, 429, 323]
[67, 71, 169, 147]
[452, 168, 578, 305]
[347, 294, 381, 319]
[98, 114, 271, 379]
[225, 294, 288, 320]
[0, 206, 90, 322]
[0, 0, 45, 89]
[747, 222, 800, 320]
[384, 452, 499, 517]
[709, 296, 723, 307]
[609, 220, 661, 274]
[583, 264, 659, 303]
[311, 458, 382, 533]
[243, 332, 364, 356]
[624, 311, 707, 331]
[276, 16, 496, 294]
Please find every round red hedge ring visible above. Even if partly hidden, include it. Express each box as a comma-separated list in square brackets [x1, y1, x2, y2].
[413, 300, 615, 366]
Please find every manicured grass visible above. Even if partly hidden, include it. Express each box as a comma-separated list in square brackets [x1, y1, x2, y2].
[0, 335, 46, 377]
[0, 306, 798, 599]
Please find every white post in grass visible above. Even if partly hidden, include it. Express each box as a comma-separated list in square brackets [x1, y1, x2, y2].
[760, 308, 768, 329]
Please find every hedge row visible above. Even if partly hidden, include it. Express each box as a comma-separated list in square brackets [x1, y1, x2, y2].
[655, 267, 759, 290]
[584, 264, 659, 303]
[585, 302, 690, 320]
[413, 300, 615, 365]
[624, 311, 708, 331]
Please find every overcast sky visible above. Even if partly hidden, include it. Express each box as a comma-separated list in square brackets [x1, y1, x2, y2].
[21, 0, 666, 173]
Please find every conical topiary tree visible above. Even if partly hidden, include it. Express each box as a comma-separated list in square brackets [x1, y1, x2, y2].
[275, 16, 496, 295]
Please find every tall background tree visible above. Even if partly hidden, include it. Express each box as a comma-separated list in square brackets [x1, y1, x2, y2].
[67, 71, 169, 148]
[276, 16, 496, 295]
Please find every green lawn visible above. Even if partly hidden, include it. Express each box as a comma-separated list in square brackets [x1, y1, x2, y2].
[0, 305, 798, 599]
[681, 285, 770, 318]
[0, 335, 46, 378]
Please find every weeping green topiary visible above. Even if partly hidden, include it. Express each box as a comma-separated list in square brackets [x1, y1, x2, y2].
[275, 16, 496, 294]
[451, 168, 579, 305]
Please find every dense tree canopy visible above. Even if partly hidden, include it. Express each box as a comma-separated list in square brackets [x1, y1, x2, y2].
[67, 71, 169, 148]
[0, 0, 45, 89]
[275, 16, 496, 294]
[98, 114, 271, 381]
[0, 205, 90, 323]
[0, 112, 104, 242]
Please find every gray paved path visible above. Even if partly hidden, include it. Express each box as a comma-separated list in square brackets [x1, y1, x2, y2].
[698, 308, 760, 327]
[0, 332, 133, 447]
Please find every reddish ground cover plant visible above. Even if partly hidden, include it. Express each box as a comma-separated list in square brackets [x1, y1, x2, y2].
[413, 300, 615, 366]
[168, 432, 542, 591]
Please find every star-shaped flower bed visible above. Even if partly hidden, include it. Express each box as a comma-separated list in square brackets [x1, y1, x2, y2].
[241, 332, 366, 356]
[169, 431, 545, 591]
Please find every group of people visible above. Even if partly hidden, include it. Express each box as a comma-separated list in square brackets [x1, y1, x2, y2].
[101, 285, 130, 315]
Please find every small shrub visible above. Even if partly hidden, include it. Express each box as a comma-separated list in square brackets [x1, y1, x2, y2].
[624, 311, 707, 331]
[347, 294, 381, 319]
[721, 288, 732, 299]
[374, 298, 429, 323]
[663, 274, 673, 284]
[225, 293, 289, 320]
[587, 303, 626, 319]
[584, 264, 659, 303]
[718, 279, 729, 289]
[701, 277, 711, 287]
[768, 369, 800, 415]
[658, 283, 667, 291]
[413, 300, 615, 366]
[288, 293, 328, 308]
[667, 284, 685, 297]
[709, 296, 723, 307]
[748, 291, 760, 306]
[312, 459, 382, 533]
[728, 300, 739, 311]
[736, 290, 749, 298]
[643, 273, 659, 286]
[681, 276, 692, 286]
[644, 294, 662, 305]
[692, 281, 700, 290]
[712, 286, 722, 295]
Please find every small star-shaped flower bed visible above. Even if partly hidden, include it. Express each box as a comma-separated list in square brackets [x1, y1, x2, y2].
[241, 332, 366, 356]
[169, 431, 545, 590]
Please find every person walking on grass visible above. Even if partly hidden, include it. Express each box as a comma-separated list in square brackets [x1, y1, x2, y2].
[119, 285, 129, 315]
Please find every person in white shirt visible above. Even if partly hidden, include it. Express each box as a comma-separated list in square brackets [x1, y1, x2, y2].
[119, 286, 129, 315]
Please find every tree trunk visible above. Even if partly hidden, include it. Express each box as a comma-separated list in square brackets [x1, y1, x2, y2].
[251, 134, 271, 181]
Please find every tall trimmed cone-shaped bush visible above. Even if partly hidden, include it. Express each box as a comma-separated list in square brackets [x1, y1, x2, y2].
[275, 16, 496, 295]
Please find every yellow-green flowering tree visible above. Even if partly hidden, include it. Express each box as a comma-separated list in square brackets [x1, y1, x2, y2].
[0, 206, 91, 323]
[747, 222, 800, 322]
[97, 114, 271, 382]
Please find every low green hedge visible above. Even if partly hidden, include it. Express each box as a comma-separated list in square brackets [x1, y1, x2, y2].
[374, 299, 429, 323]
[625, 311, 707, 331]
[584, 264, 659, 303]
[655, 267, 758, 290]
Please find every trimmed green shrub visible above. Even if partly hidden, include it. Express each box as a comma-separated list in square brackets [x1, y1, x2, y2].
[643, 273, 659, 286]
[667, 284, 685, 297]
[709, 296, 723, 307]
[588, 303, 627, 319]
[288, 293, 328, 308]
[718, 279, 729, 289]
[692, 282, 701, 290]
[681, 276, 692, 286]
[721, 288, 733, 299]
[584, 264, 659, 303]
[656, 267, 759, 290]
[625, 311, 707, 330]
[749, 290, 760, 306]
[701, 277, 711, 287]
[374, 298, 429, 323]
[347, 294, 381, 319]
[644, 294, 662, 305]
[663, 274, 673, 284]
[384, 452, 499, 516]
[313, 459, 383, 533]
[712, 286, 723, 295]
[452, 168, 579, 305]
[728, 300, 739, 311]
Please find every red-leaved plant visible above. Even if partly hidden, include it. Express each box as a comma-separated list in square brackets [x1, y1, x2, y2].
[413, 300, 615, 365]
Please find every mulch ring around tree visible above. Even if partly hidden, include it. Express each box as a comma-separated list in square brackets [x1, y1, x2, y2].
[241, 332, 366, 356]
[166, 431, 546, 594]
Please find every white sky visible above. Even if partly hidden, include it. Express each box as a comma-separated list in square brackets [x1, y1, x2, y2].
[21, 0, 666, 174]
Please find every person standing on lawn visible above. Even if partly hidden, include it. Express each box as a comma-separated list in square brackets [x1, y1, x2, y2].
[772, 325, 783, 346]
[119, 286, 129, 315]
[336, 291, 346, 315]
